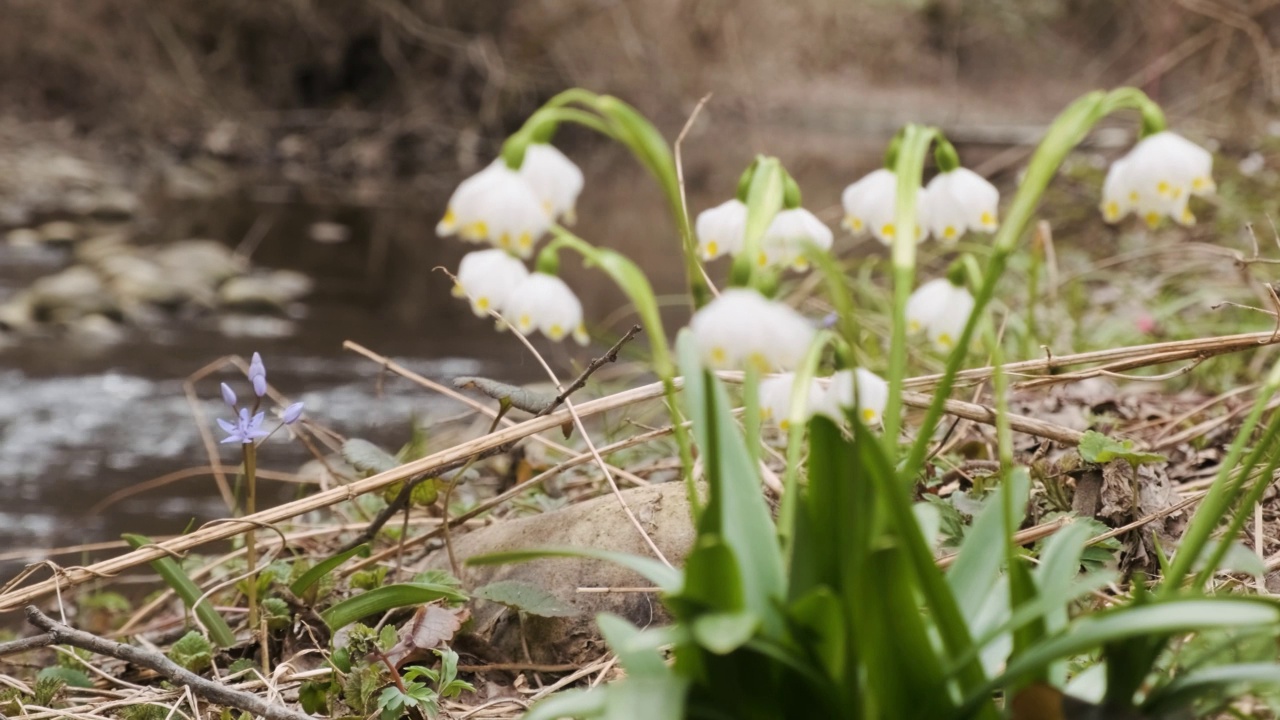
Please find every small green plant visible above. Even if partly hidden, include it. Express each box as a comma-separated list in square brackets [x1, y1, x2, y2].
[166, 631, 214, 673]
[375, 649, 474, 720]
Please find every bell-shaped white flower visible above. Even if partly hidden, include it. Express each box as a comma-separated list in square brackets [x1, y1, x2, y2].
[818, 368, 889, 427]
[504, 272, 589, 344]
[759, 208, 833, 270]
[907, 278, 975, 352]
[1100, 131, 1214, 227]
[689, 288, 815, 371]
[436, 161, 550, 258]
[451, 249, 529, 317]
[841, 168, 930, 245]
[519, 143, 584, 224]
[695, 199, 747, 261]
[925, 168, 999, 242]
[759, 373, 824, 431]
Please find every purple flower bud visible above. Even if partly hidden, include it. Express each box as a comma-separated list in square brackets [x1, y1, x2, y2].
[248, 352, 267, 396]
[220, 382, 237, 408]
[281, 402, 305, 425]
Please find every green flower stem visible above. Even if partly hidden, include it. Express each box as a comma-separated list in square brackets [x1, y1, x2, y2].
[546, 226, 698, 514]
[881, 124, 937, 450]
[1166, 359, 1280, 592]
[776, 330, 838, 555]
[743, 365, 762, 468]
[510, 91, 711, 307]
[243, 442, 259, 637]
[900, 89, 1163, 480]
[731, 157, 785, 289]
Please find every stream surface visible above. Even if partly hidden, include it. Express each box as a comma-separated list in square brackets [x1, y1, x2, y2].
[0, 193, 545, 577]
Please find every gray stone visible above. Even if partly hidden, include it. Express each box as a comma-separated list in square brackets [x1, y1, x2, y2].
[36, 220, 80, 244]
[154, 239, 246, 286]
[218, 270, 312, 311]
[29, 266, 115, 321]
[5, 228, 40, 247]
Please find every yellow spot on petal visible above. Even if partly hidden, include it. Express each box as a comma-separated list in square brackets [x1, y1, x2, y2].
[757, 252, 769, 267]
[1128, 191, 1139, 203]
[1157, 180, 1171, 197]
[451, 283, 465, 298]
[908, 320, 921, 333]
[944, 226, 958, 240]
[793, 258, 810, 271]
[519, 314, 532, 330]
[477, 297, 490, 311]
[778, 419, 791, 431]
[881, 223, 896, 239]
[463, 221, 489, 241]
[499, 231, 512, 249]
[543, 200, 554, 214]
[548, 323, 565, 340]
[747, 352, 770, 372]
[518, 232, 533, 250]
[710, 347, 727, 365]
[1144, 211, 1161, 228]
[440, 208, 457, 230]
[1193, 176, 1212, 192]
[705, 240, 719, 258]
[980, 211, 996, 228]
[1104, 201, 1120, 221]
[861, 408, 877, 424]
[1181, 208, 1195, 225]
[937, 333, 954, 350]
[850, 217, 864, 232]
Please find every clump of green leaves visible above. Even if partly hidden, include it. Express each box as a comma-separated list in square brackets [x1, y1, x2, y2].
[376, 649, 474, 720]
[120, 704, 169, 720]
[167, 631, 214, 673]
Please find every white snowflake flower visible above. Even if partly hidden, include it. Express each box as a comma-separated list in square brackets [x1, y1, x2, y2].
[924, 167, 1000, 242]
[695, 199, 747, 261]
[759, 208, 834, 271]
[519, 143, 584, 224]
[907, 278, 975, 352]
[436, 161, 550, 258]
[689, 288, 816, 371]
[818, 368, 890, 427]
[451, 249, 529, 317]
[841, 168, 930, 245]
[504, 272, 589, 344]
[759, 373, 824, 431]
[1100, 131, 1214, 227]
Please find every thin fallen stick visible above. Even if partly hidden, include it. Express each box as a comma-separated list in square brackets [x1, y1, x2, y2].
[23, 606, 312, 720]
[900, 392, 1085, 446]
[342, 325, 644, 556]
[486, 308, 669, 566]
[0, 380, 675, 612]
[343, 422, 685, 574]
[343, 340, 651, 488]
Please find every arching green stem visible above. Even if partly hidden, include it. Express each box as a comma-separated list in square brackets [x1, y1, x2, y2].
[546, 226, 699, 515]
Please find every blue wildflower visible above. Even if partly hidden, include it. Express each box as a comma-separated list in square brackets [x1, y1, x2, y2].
[281, 402, 305, 425]
[217, 408, 270, 445]
[248, 352, 267, 397]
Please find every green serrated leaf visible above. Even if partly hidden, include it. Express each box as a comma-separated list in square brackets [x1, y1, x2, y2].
[343, 439, 401, 475]
[1078, 430, 1164, 466]
[298, 681, 333, 715]
[454, 376, 556, 414]
[473, 580, 577, 617]
[167, 631, 213, 673]
[378, 624, 398, 652]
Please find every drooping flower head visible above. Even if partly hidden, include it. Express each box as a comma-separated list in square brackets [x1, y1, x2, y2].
[519, 143, 584, 224]
[504, 272, 589, 345]
[695, 199, 747, 261]
[1100, 131, 1214, 227]
[841, 168, 930, 245]
[437, 161, 551, 258]
[689, 288, 815, 371]
[220, 382, 237, 408]
[819, 368, 890, 427]
[924, 167, 999, 242]
[218, 407, 270, 445]
[452, 249, 530, 317]
[280, 402, 305, 425]
[759, 208, 833, 271]
[759, 373, 824, 431]
[907, 278, 975, 352]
